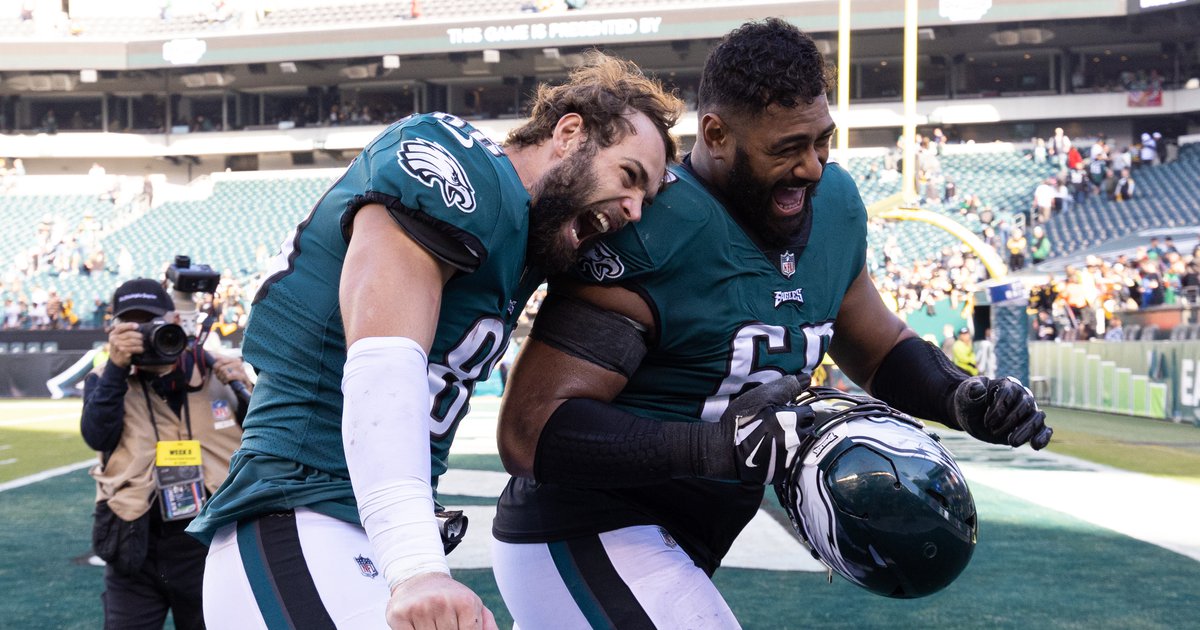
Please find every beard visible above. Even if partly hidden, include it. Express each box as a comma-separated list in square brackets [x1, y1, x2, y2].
[725, 147, 819, 249]
[527, 142, 600, 275]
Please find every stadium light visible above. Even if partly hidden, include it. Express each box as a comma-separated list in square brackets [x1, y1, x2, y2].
[162, 38, 207, 65]
[80, 69, 98, 83]
[990, 30, 1019, 46]
[340, 65, 376, 80]
[1018, 28, 1054, 44]
[938, 0, 992, 21]
[279, 62, 298, 74]
[180, 72, 235, 88]
[483, 49, 501, 64]
[382, 55, 401, 70]
[927, 103, 1001, 124]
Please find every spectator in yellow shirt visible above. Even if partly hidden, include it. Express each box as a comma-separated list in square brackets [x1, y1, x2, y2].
[952, 327, 978, 376]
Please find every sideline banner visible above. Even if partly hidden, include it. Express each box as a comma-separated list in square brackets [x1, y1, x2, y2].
[1029, 341, 1196, 425]
[0, 352, 90, 398]
[1174, 344, 1200, 424]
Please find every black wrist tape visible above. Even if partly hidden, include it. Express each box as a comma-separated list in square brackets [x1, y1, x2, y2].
[533, 398, 735, 487]
[870, 336, 967, 427]
[529, 293, 648, 378]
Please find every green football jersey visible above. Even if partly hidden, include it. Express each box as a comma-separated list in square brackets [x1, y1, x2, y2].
[190, 113, 541, 542]
[494, 160, 867, 573]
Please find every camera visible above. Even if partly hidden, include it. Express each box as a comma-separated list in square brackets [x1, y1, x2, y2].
[132, 319, 188, 366]
[166, 255, 220, 294]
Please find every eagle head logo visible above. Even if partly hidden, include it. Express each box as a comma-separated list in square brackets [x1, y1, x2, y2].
[397, 138, 477, 213]
[578, 242, 626, 281]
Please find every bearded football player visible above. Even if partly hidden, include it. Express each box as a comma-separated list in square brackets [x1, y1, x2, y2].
[492, 19, 1049, 629]
[187, 54, 682, 630]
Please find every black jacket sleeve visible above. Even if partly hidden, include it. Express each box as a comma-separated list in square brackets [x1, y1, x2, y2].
[81, 361, 132, 452]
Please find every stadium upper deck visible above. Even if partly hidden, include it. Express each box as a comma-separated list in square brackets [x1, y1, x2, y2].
[0, 0, 1198, 167]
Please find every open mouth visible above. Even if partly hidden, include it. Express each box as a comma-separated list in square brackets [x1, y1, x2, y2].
[772, 185, 808, 216]
[569, 209, 614, 248]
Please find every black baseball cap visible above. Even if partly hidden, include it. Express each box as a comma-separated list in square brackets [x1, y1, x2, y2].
[111, 278, 173, 318]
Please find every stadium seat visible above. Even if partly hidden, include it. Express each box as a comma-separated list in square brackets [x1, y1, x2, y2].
[0, 173, 337, 323]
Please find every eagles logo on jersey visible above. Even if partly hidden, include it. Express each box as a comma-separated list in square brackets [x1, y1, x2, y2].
[397, 138, 477, 213]
[578, 241, 625, 281]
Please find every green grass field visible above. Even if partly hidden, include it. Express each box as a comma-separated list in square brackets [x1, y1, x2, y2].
[2, 399, 1198, 629]
[0, 401, 95, 483]
[929, 406, 1200, 482]
[9, 401, 1197, 486]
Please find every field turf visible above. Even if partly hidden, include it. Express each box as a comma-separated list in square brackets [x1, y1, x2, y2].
[2, 399, 1197, 629]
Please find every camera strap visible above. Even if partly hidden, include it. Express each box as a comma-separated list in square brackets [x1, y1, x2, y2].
[141, 383, 205, 522]
[190, 310, 216, 372]
[185, 346, 210, 393]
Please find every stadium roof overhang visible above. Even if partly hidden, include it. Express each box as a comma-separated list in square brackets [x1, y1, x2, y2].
[0, 0, 1139, 73]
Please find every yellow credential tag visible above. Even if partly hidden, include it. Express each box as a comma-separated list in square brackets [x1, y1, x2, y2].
[156, 440, 202, 467]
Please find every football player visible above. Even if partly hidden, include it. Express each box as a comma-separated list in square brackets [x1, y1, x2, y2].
[492, 19, 1050, 628]
[186, 55, 683, 630]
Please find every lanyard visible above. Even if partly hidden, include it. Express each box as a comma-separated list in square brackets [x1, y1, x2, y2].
[139, 378, 193, 443]
[140, 377, 206, 521]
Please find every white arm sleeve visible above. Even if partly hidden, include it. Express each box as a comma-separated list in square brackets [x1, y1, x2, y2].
[342, 336, 450, 589]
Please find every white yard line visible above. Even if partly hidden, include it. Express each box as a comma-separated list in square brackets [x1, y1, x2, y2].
[0, 413, 83, 427]
[962, 463, 1200, 562]
[6, 405, 1195, 571]
[939, 431, 1200, 563]
[0, 460, 93, 493]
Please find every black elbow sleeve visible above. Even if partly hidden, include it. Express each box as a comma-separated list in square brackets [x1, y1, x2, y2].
[870, 336, 967, 427]
[533, 398, 735, 487]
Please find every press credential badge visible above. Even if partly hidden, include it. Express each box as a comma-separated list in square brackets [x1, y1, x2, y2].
[154, 440, 205, 521]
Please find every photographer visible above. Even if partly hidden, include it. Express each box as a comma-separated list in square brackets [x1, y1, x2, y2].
[81, 277, 250, 630]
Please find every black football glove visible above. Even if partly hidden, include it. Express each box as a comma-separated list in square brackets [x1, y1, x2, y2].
[720, 374, 813, 485]
[953, 376, 1053, 450]
[435, 509, 468, 555]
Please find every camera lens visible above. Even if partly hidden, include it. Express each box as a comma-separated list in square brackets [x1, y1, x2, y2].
[151, 323, 188, 357]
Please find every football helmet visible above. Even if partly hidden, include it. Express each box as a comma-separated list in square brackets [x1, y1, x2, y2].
[774, 387, 977, 598]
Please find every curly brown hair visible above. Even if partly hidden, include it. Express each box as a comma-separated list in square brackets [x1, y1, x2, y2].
[699, 18, 834, 119]
[506, 52, 683, 162]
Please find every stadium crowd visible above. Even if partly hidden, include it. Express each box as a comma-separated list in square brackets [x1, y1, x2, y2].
[864, 123, 1194, 344]
[0, 121, 1193, 345]
[1, 270, 256, 336]
[1027, 238, 1200, 341]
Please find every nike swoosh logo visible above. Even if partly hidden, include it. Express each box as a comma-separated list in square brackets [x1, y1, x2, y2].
[744, 436, 766, 468]
[439, 120, 474, 148]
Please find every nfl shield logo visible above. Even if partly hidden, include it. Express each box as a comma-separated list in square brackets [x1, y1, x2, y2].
[355, 555, 379, 578]
[211, 400, 231, 422]
[780, 251, 796, 278]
